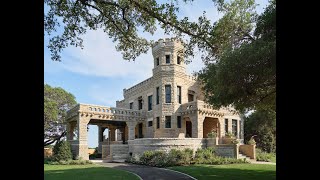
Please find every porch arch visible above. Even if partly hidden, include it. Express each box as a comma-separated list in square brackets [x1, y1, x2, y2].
[203, 117, 220, 138]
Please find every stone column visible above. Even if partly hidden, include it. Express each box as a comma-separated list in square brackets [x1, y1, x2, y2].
[126, 121, 137, 140]
[77, 116, 90, 160]
[109, 127, 116, 141]
[190, 113, 204, 138]
[218, 117, 225, 138]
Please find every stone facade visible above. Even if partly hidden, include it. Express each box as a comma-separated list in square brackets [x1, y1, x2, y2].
[66, 38, 244, 160]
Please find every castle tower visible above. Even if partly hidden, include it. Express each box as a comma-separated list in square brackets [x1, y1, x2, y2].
[151, 38, 191, 138]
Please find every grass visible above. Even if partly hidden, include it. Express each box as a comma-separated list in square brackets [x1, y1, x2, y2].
[44, 164, 140, 180]
[270, 156, 276, 163]
[169, 164, 276, 180]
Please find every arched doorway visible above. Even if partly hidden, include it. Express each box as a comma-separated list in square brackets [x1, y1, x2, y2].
[203, 117, 220, 138]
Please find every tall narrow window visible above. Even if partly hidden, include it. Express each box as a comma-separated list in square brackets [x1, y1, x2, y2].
[165, 85, 171, 103]
[225, 119, 228, 134]
[239, 120, 243, 139]
[156, 87, 159, 105]
[156, 117, 160, 129]
[148, 120, 153, 127]
[138, 96, 143, 110]
[129, 102, 133, 109]
[232, 119, 238, 138]
[177, 56, 181, 64]
[156, 57, 159, 66]
[177, 86, 181, 104]
[177, 116, 181, 128]
[165, 116, 171, 128]
[148, 95, 153, 111]
[166, 55, 170, 64]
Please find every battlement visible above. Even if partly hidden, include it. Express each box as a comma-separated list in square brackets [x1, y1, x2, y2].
[152, 38, 184, 54]
[123, 77, 153, 94]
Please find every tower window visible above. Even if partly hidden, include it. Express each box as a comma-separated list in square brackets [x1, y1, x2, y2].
[156, 87, 160, 105]
[138, 96, 143, 110]
[129, 102, 133, 109]
[177, 86, 181, 104]
[177, 56, 181, 64]
[165, 85, 171, 103]
[166, 55, 170, 64]
[148, 95, 152, 111]
[156, 57, 159, 66]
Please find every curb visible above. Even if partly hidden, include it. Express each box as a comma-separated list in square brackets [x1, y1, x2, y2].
[160, 168, 197, 180]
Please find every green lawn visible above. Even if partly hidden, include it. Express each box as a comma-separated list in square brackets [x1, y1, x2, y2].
[44, 164, 139, 180]
[270, 156, 276, 163]
[169, 164, 276, 180]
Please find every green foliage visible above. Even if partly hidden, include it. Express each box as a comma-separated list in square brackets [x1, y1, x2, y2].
[48, 159, 93, 165]
[198, 1, 276, 112]
[194, 148, 247, 165]
[168, 148, 193, 166]
[247, 136, 256, 145]
[256, 148, 275, 162]
[244, 108, 276, 153]
[225, 132, 234, 138]
[44, 84, 77, 146]
[207, 130, 217, 138]
[52, 141, 73, 162]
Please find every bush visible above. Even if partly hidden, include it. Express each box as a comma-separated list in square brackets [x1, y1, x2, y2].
[52, 141, 73, 161]
[48, 159, 93, 165]
[256, 148, 275, 162]
[168, 148, 193, 166]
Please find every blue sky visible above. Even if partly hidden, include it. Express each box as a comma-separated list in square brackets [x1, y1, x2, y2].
[44, 0, 270, 148]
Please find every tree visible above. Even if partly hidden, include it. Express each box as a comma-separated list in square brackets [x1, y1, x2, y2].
[244, 108, 276, 153]
[44, 84, 77, 146]
[45, 0, 275, 112]
[52, 140, 73, 161]
[45, 0, 258, 63]
[198, 0, 275, 112]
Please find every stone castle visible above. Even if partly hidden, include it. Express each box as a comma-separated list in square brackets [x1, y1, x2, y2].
[66, 38, 253, 162]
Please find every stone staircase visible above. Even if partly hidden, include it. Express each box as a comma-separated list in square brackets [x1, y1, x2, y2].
[238, 153, 253, 162]
[110, 144, 129, 163]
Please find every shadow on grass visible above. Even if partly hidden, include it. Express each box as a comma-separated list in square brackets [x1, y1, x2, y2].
[44, 165, 139, 180]
[170, 164, 276, 180]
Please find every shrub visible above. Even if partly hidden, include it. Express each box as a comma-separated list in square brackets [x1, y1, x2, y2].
[207, 130, 217, 138]
[48, 159, 92, 165]
[52, 141, 73, 161]
[225, 132, 234, 138]
[248, 136, 256, 145]
[168, 148, 193, 166]
[256, 148, 275, 162]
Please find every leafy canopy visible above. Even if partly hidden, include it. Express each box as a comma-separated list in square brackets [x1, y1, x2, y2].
[44, 84, 77, 146]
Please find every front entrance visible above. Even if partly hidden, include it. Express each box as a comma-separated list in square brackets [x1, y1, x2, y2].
[186, 121, 192, 138]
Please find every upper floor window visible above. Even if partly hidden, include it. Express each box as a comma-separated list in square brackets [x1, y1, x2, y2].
[166, 55, 170, 64]
[188, 94, 194, 102]
[177, 86, 181, 104]
[177, 56, 181, 64]
[156, 57, 159, 66]
[165, 116, 171, 128]
[225, 119, 228, 134]
[232, 119, 238, 138]
[156, 87, 160, 105]
[138, 96, 143, 110]
[129, 102, 133, 109]
[148, 95, 153, 111]
[165, 85, 171, 103]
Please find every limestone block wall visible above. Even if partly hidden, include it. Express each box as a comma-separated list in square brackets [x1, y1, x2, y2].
[128, 138, 206, 156]
[215, 144, 239, 158]
[239, 144, 256, 159]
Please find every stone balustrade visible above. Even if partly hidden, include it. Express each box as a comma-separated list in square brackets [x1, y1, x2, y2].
[180, 100, 224, 117]
[66, 103, 147, 121]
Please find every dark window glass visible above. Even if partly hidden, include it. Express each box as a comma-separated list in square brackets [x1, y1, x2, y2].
[225, 119, 228, 134]
[188, 94, 194, 102]
[156, 117, 160, 129]
[166, 55, 170, 64]
[177, 86, 181, 103]
[148, 95, 152, 111]
[148, 121, 153, 127]
[156, 87, 159, 104]
[165, 85, 171, 103]
[129, 102, 133, 109]
[156, 57, 159, 66]
[232, 119, 238, 138]
[177, 56, 181, 64]
[177, 116, 181, 128]
[138, 96, 143, 110]
[165, 116, 171, 128]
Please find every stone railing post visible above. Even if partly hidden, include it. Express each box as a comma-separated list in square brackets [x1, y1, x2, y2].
[126, 121, 137, 140]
